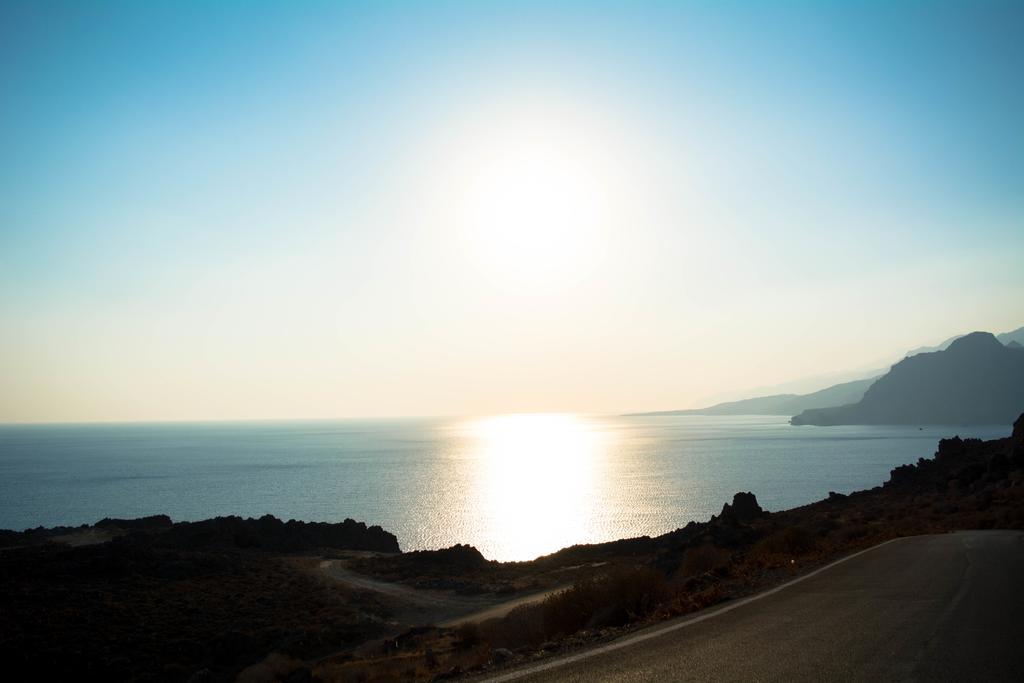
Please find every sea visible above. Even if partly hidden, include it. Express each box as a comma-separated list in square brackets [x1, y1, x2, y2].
[0, 414, 1010, 561]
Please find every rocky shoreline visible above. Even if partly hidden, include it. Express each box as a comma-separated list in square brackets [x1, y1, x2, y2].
[2, 414, 1022, 682]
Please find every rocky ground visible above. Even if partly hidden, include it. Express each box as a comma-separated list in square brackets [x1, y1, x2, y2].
[2, 414, 1022, 682]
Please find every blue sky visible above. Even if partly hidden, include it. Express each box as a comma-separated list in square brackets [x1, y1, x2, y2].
[2, 1, 1022, 421]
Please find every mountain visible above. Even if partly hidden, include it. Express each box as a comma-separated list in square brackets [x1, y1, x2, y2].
[639, 324, 1022, 418]
[905, 324, 1024, 357]
[632, 378, 876, 416]
[998, 326, 1024, 346]
[690, 365, 886, 406]
[791, 332, 1024, 426]
[904, 334, 963, 357]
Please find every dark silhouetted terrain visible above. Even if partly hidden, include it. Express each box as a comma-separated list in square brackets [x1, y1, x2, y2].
[0, 516, 402, 682]
[0, 514, 400, 554]
[792, 332, 1024, 426]
[640, 325, 1023, 418]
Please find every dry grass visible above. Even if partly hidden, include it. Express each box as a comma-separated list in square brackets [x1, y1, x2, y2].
[479, 565, 670, 650]
[314, 630, 491, 683]
[678, 544, 732, 578]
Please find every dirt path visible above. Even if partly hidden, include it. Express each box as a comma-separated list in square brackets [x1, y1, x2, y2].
[439, 589, 566, 627]
[318, 560, 566, 627]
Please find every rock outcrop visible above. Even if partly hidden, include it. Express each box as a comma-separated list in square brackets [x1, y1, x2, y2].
[718, 491, 766, 524]
[885, 413, 1024, 491]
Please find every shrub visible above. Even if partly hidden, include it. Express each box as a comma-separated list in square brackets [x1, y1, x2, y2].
[679, 544, 730, 578]
[479, 565, 671, 650]
[753, 526, 817, 557]
[543, 565, 670, 637]
[480, 603, 546, 649]
[455, 622, 481, 649]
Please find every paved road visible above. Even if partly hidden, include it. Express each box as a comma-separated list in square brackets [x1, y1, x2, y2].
[487, 531, 1024, 682]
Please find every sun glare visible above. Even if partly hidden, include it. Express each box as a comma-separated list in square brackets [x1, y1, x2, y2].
[465, 413, 610, 560]
[435, 100, 630, 293]
[458, 143, 611, 290]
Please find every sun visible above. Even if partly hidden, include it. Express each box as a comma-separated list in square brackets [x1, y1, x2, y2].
[458, 141, 610, 290]
[439, 102, 625, 293]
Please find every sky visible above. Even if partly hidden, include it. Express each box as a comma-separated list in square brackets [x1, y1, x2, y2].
[1, 0, 1023, 423]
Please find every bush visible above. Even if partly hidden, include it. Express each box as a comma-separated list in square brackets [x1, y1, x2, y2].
[679, 545, 730, 578]
[829, 524, 867, 545]
[481, 565, 670, 649]
[480, 603, 546, 649]
[455, 622, 481, 649]
[546, 566, 670, 636]
[753, 526, 817, 557]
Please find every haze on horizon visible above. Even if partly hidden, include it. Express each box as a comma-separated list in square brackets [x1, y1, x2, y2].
[2, 1, 1023, 424]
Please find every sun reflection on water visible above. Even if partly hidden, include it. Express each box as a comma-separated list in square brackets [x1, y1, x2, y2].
[463, 413, 611, 561]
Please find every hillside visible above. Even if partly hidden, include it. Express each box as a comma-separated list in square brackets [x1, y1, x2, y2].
[998, 325, 1024, 346]
[632, 378, 876, 416]
[905, 324, 1024, 356]
[792, 332, 1024, 426]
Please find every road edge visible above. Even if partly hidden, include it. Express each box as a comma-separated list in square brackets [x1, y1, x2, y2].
[483, 535, 911, 682]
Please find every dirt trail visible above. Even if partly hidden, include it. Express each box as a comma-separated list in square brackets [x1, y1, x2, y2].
[318, 560, 565, 627]
[439, 590, 566, 627]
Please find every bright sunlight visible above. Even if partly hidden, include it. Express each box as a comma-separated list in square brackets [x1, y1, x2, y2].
[438, 99, 630, 293]
[465, 413, 610, 560]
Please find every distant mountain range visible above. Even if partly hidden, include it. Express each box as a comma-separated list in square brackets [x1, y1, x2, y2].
[905, 325, 1024, 356]
[631, 378, 875, 417]
[635, 324, 1024, 425]
[791, 332, 1024, 426]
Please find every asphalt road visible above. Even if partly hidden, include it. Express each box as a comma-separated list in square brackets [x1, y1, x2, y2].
[486, 531, 1024, 682]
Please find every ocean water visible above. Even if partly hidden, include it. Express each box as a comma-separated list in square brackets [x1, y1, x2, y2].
[0, 414, 1009, 561]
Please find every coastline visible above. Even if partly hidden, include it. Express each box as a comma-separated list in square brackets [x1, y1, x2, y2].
[2, 414, 1022, 682]
[2, 414, 1009, 561]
